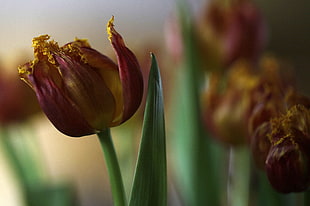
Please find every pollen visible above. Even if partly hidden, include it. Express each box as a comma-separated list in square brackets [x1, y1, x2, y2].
[63, 38, 91, 64]
[32, 34, 59, 65]
[107, 16, 115, 42]
[73, 38, 91, 48]
[268, 104, 310, 147]
[18, 65, 31, 76]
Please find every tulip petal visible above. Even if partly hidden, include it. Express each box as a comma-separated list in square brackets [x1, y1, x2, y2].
[265, 141, 309, 193]
[107, 16, 144, 124]
[265, 104, 310, 193]
[76, 46, 124, 124]
[54, 53, 116, 131]
[20, 61, 95, 137]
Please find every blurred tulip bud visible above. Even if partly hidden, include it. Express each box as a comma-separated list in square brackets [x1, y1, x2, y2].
[248, 95, 283, 136]
[196, 0, 266, 70]
[0, 72, 40, 125]
[248, 92, 284, 169]
[265, 104, 310, 193]
[250, 122, 271, 169]
[266, 139, 309, 193]
[202, 61, 260, 145]
[285, 89, 310, 109]
[18, 17, 143, 137]
[249, 55, 294, 136]
[203, 55, 296, 146]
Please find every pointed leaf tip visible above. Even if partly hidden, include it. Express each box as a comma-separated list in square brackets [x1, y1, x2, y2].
[129, 53, 167, 206]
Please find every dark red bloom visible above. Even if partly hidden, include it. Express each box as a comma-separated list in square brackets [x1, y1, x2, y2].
[18, 17, 143, 137]
[265, 105, 310, 193]
[197, 0, 266, 69]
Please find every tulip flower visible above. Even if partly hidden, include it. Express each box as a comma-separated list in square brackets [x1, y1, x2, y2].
[196, 0, 266, 70]
[265, 104, 310, 193]
[202, 61, 260, 145]
[18, 17, 143, 137]
[202, 55, 296, 146]
[0, 72, 40, 125]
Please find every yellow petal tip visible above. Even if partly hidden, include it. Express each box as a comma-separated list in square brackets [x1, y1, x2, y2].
[18, 65, 30, 76]
[107, 16, 115, 42]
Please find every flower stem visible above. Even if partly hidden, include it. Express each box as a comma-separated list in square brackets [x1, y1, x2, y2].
[0, 130, 26, 183]
[227, 146, 250, 206]
[98, 129, 127, 206]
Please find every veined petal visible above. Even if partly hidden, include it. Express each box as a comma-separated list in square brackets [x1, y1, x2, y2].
[20, 61, 95, 137]
[265, 140, 309, 193]
[19, 35, 119, 136]
[54, 53, 116, 131]
[107, 16, 144, 124]
[76, 46, 124, 124]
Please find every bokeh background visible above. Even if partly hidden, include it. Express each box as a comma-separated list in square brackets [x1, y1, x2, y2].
[0, 0, 309, 206]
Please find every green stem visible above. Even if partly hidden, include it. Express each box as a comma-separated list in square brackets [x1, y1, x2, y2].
[98, 129, 127, 206]
[227, 146, 250, 206]
[0, 130, 28, 185]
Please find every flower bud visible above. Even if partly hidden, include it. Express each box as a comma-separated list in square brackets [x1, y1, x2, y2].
[0, 72, 40, 125]
[250, 122, 271, 169]
[202, 61, 260, 145]
[248, 55, 294, 142]
[248, 92, 285, 135]
[285, 89, 310, 109]
[196, 0, 266, 69]
[18, 17, 143, 137]
[265, 139, 309, 193]
[265, 104, 310, 193]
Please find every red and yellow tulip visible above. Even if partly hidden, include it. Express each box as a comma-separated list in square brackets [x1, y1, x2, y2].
[18, 17, 143, 137]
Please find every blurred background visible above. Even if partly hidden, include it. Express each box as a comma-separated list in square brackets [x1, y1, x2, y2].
[0, 0, 309, 206]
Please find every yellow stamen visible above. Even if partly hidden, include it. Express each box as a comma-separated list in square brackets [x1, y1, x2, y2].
[63, 38, 91, 64]
[32, 34, 59, 65]
[73, 37, 91, 48]
[269, 104, 310, 147]
[107, 16, 115, 42]
[18, 64, 28, 74]
[17, 63, 34, 89]
[32, 34, 50, 48]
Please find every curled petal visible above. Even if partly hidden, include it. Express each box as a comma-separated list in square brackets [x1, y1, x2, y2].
[76, 46, 124, 125]
[107, 16, 144, 124]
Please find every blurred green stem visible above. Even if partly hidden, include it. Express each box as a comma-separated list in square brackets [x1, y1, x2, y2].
[0, 127, 44, 186]
[227, 146, 250, 206]
[0, 129, 28, 185]
[98, 129, 127, 206]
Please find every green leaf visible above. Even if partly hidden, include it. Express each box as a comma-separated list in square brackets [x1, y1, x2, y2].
[129, 53, 167, 206]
